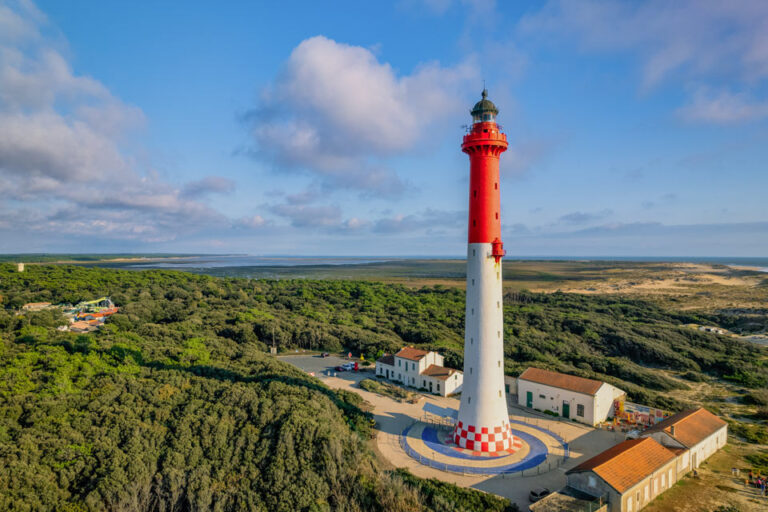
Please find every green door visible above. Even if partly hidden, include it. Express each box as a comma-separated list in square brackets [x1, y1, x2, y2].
[562, 401, 570, 419]
[526, 391, 533, 408]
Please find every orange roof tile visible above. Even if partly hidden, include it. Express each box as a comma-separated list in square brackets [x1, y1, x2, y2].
[395, 347, 430, 361]
[567, 437, 676, 494]
[519, 367, 604, 396]
[644, 408, 727, 448]
[422, 364, 458, 380]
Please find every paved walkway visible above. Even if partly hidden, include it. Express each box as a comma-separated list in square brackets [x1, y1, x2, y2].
[278, 356, 623, 507]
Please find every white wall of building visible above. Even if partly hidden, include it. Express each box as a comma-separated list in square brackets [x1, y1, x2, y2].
[375, 354, 462, 397]
[517, 379, 595, 424]
[690, 426, 727, 468]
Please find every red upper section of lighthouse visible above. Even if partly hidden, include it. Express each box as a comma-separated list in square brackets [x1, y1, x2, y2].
[463, 90, 508, 247]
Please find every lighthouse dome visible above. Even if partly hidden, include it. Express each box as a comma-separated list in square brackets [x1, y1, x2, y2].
[470, 89, 498, 123]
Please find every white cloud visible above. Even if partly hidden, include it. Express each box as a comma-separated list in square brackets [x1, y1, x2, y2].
[0, 1, 234, 243]
[182, 176, 236, 198]
[248, 35, 475, 194]
[677, 88, 768, 123]
[520, 1, 768, 88]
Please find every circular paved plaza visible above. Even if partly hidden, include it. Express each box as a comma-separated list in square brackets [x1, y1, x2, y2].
[401, 418, 568, 475]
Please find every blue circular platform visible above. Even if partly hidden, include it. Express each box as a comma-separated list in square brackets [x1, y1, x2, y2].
[400, 419, 568, 475]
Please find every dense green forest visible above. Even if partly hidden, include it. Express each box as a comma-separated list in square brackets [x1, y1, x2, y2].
[0, 264, 765, 509]
[0, 264, 515, 511]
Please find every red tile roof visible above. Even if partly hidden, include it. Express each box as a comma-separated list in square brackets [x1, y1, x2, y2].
[567, 437, 676, 494]
[643, 408, 727, 448]
[519, 367, 604, 396]
[395, 347, 430, 361]
[422, 364, 458, 381]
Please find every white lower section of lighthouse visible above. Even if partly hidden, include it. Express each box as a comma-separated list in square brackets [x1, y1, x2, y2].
[453, 243, 514, 452]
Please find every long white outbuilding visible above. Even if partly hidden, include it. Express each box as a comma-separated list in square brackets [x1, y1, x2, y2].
[517, 367, 626, 426]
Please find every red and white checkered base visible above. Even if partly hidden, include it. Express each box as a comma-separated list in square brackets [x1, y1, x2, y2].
[452, 420, 520, 454]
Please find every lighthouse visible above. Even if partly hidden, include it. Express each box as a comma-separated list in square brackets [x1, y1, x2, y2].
[453, 90, 514, 453]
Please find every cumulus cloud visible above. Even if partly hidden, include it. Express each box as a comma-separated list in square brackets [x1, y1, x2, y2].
[0, 1, 232, 243]
[246, 35, 475, 195]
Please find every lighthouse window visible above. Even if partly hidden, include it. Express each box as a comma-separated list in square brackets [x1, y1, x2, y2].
[495, 182, 498, 190]
[495, 212, 499, 220]
[470, 337, 473, 345]
[473, 190, 477, 198]
[471, 308, 474, 315]
[498, 360, 501, 367]
[497, 301, 500, 308]
[497, 331, 501, 338]
[472, 220, 476, 227]
[499, 390, 502, 397]
[497, 272, 500, 280]
[468, 397, 471, 404]
[470, 368, 472, 374]
[471, 279, 475, 286]
[473, 249, 476, 256]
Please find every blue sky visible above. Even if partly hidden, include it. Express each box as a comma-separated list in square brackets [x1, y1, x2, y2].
[0, 0, 766, 256]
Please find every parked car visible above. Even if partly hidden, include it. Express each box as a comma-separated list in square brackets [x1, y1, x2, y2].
[529, 488, 550, 502]
[321, 352, 329, 358]
[341, 363, 355, 371]
[335, 366, 347, 372]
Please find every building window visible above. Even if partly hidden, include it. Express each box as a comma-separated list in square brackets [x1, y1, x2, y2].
[471, 308, 474, 315]
[498, 360, 501, 367]
[470, 337, 473, 345]
[588, 476, 596, 488]
[498, 390, 502, 397]
[455, 374, 458, 380]
[471, 279, 475, 286]
[423, 380, 426, 387]
[539, 394, 546, 399]
[577, 404, 585, 417]
[467, 396, 471, 404]
[398, 360, 401, 367]
[505, 384, 510, 393]
[644, 485, 649, 501]
[470, 367, 473, 374]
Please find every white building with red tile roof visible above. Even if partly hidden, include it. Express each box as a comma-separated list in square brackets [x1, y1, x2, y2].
[376, 347, 463, 396]
[642, 407, 727, 471]
[565, 437, 680, 512]
[517, 367, 625, 426]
